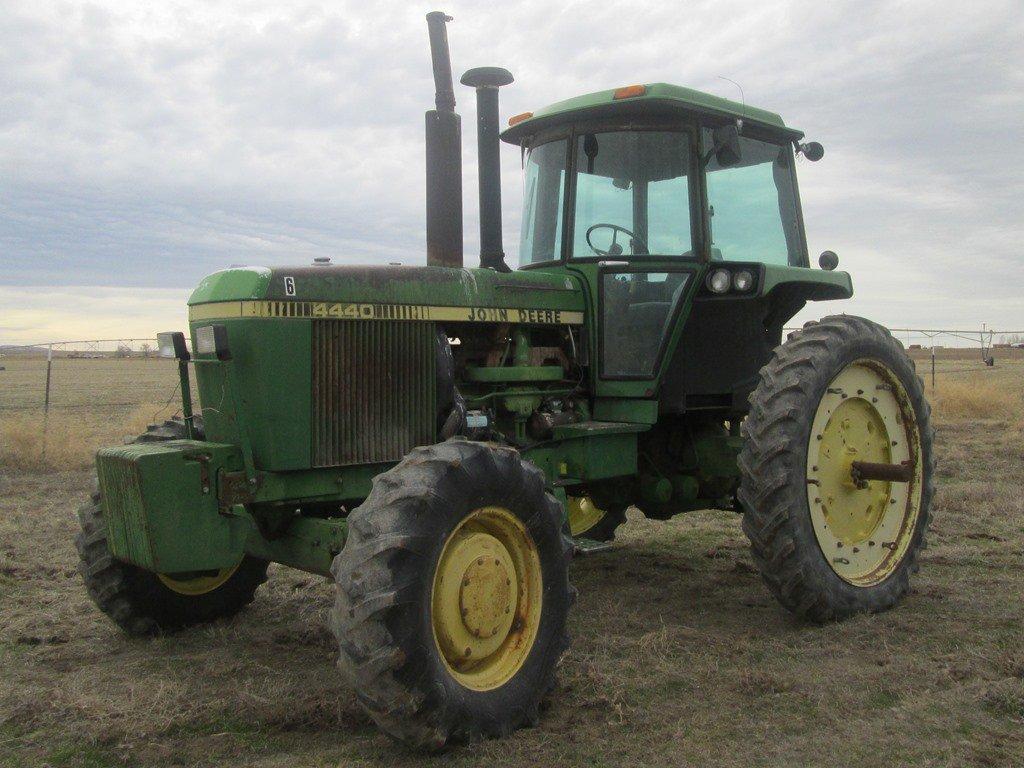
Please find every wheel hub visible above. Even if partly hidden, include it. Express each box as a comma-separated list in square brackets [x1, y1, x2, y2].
[806, 361, 922, 586]
[430, 506, 542, 691]
[817, 398, 892, 544]
[456, 535, 517, 640]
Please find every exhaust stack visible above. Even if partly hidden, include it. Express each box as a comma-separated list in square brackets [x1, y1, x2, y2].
[461, 67, 514, 272]
[424, 12, 463, 268]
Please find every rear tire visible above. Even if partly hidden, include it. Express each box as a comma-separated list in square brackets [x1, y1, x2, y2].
[75, 417, 268, 636]
[738, 316, 935, 623]
[331, 439, 573, 750]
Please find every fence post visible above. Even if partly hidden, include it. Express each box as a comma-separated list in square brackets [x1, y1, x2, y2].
[42, 343, 53, 462]
[43, 343, 53, 413]
[931, 344, 936, 391]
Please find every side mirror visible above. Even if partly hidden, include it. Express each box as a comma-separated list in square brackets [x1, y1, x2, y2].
[799, 141, 824, 162]
[819, 250, 839, 271]
[712, 124, 742, 167]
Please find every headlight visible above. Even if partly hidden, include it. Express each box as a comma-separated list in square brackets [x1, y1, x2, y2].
[732, 270, 754, 292]
[707, 268, 731, 294]
[195, 324, 232, 360]
[156, 331, 189, 360]
[195, 325, 218, 355]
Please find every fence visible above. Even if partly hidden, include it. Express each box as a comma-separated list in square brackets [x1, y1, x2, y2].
[0, 338, 192, 418]
[784, 326, 1024, 391]
[2, 329, 1022, 417]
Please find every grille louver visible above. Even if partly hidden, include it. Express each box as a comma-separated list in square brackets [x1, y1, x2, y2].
[312, 320, 436, 467]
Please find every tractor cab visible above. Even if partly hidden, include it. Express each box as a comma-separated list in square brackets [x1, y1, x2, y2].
[506, 84, 808, 268]
[501, 84, 850, 408]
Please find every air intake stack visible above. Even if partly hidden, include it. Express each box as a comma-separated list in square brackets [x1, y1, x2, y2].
[461, 67, 513, 272]
[424, 12, 463, 268]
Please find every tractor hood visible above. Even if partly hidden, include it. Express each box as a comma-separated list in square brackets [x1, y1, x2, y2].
[187, 265, 586, 325]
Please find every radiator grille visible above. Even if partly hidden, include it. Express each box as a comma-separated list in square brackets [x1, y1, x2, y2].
[312, 320, 436, 467]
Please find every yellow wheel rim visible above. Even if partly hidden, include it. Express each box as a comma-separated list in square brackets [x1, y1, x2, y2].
[567, 496, 607, 537]
[431, 506, 543, 691]
[157, 563, 240, 596]
[807, 360, 923, 586]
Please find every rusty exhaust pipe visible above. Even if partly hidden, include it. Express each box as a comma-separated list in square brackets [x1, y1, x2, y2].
[461, 66, 514, 272]
[424, 11, 463, 268]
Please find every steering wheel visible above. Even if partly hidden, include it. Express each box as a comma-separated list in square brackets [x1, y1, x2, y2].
[585, 223, 649, 257]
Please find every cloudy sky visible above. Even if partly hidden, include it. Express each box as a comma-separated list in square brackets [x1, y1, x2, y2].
[2, 0, 1022, 344]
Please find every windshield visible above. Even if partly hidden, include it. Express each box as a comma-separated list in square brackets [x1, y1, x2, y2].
[517, 128, 804, 266]
[703, 131, 803, 265]
[572, 131, 693, 258]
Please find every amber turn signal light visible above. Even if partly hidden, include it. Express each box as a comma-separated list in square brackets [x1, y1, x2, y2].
[612, 84, 646, 99]
[507, 111, 533, 126]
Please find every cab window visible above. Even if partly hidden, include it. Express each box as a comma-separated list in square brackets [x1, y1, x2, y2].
[703, 131, 804, 265]
[519, 139, 567, 265]
[571, 131, 694, 258]
[601, 271, 691, 377]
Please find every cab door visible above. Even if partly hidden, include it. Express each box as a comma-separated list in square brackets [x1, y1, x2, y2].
[561, 127, 703, 402]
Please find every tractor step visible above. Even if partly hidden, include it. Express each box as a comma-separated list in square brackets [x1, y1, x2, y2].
[573, 538, 615, 555]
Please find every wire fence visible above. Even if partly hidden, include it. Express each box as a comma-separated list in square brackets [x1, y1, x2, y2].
[785, 326, 1024, 390]
[0, 339, 191, 417]
[1, 329, 1022, 417]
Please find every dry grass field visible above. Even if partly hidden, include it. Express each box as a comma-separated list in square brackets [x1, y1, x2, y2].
[1, 352, 1023, 767]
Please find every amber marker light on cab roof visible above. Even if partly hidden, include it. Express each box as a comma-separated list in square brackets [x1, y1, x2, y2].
[508, 111, 533, 126]
[613, 84, 646, 99]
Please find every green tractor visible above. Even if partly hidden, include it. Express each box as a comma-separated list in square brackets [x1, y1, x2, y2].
[76, 12, 934, 749]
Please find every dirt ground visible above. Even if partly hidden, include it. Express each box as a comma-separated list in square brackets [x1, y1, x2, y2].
[1, 360, 1023, 767]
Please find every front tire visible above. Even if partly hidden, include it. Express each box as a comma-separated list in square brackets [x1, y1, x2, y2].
[331, 439, 573, 750]
[738, 316, 935, 623]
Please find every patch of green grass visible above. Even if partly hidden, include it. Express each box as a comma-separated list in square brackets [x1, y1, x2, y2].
[0, 725, 121, 768]
[0, 723, 30, 768]
[165, 714, 281, 751]
[45, 742, 123, 768]
[982, 683, 1024, 719]
[867, 688, 902, 709]
[0, 573, 18, 598]
[0, 639, 29, 662]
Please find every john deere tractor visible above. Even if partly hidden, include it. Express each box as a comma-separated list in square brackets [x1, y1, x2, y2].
[76, 12, 934, 749]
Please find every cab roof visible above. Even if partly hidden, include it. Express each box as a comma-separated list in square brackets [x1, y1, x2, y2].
[500, 82, 803, 144]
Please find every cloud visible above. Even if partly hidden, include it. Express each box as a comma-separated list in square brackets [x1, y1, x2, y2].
[1, 0, 1022, 342]
[0, 285, 190, 344]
